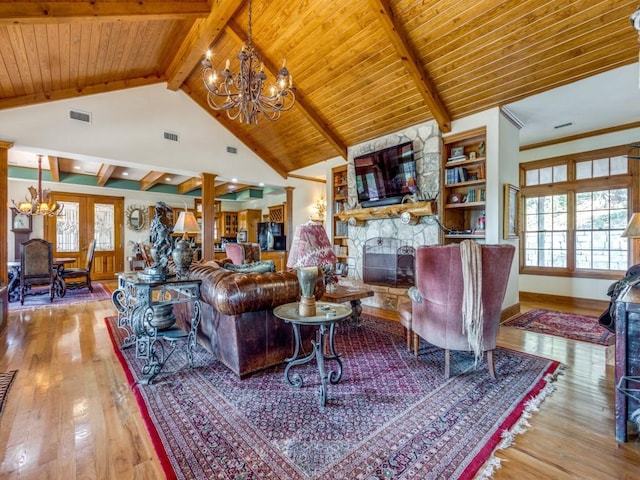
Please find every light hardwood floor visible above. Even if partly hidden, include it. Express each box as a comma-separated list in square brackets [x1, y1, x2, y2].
[0, 286, 638, 479]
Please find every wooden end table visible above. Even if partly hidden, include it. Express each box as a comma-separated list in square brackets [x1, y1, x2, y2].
[321, 285, 374, 326]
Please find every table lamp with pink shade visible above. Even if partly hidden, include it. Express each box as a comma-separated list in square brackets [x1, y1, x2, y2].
[287, 221, 337, 316]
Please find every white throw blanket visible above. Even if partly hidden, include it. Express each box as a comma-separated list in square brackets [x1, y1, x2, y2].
[460, 240, 484, 363]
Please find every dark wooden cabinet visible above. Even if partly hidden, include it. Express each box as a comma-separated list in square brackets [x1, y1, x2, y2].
[614, 285, 640, 442]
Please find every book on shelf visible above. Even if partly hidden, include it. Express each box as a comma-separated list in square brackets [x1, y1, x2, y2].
[445, 166, 469, 185]
[335, 220, 349, 236]
[447, 154, 467, 163]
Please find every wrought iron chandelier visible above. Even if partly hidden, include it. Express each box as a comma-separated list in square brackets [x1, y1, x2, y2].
[11, 155, 63, 216]
[201, 0, 295, 125]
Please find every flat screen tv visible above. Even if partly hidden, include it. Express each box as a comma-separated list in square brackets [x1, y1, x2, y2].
[354, 141, 418, 208]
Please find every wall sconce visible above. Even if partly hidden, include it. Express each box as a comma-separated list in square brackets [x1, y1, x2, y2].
[314, 197, 327, 222]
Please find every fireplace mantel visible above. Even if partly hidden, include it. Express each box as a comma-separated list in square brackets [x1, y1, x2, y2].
[337, 200, 437, 224]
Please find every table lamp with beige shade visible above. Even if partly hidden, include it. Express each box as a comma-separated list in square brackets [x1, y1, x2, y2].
[623, 213, 640, 239]
[287, 221, 337, 316]
[172, 208, 201, 278]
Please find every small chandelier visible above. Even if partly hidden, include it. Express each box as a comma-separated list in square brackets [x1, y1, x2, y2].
[201, 0, 295, 124]
[11, 155, 63, 216]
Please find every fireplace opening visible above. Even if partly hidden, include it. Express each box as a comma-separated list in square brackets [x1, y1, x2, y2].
[363, 237, 415, 287]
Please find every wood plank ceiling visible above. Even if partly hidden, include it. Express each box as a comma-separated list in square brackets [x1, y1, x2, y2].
[0, 0, 638, 180]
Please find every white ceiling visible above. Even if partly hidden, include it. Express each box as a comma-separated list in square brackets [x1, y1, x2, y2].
[505, 63, 640, 147]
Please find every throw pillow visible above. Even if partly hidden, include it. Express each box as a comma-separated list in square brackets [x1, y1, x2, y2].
[224, 260, 275, 274]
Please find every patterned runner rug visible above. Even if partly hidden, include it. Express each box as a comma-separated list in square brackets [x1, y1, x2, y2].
[0, 370, 17, 418]
[502, 308, 613, 346]
[8, 282, 111, 312]
[106, 314, 562, 480]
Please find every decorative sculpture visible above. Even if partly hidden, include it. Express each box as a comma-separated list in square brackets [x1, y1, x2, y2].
[140, 202, 174, 280]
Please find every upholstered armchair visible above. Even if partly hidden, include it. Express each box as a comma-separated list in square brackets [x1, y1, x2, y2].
[224, 242, 261, 266]
[410, 243, 515, 379]
[61, 239, 96, 292]
[20, 238, 55, 305]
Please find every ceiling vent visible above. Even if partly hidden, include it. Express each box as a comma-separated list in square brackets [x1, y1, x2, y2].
[226, 146, 238, 154]
[163, 131, 180, 142]
[554, 122, 574, 129]
[69, 109, 92, 123]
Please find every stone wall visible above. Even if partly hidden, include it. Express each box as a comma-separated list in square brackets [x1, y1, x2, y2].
[343, 120, 442, 310]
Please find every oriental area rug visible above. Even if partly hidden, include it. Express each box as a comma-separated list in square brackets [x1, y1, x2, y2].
[106, 314, 562, 480]
[0, 370, 17, 418]
[502, 308, 613, 346]
[8, 282, 111, 312]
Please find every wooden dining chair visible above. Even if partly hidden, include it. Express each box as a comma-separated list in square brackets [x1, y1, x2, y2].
[19, 239, 55, 305]
[61, 239, 96, 292]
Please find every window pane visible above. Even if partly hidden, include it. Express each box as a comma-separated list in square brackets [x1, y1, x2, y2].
[539, 167, 553, 184]
[593, 158, 609, 177]
[576, 211, 591, 229]
[525, 232, 538, 249]
[576, 192, 591, 211]
[610, 155, 627, 175]
[56, 202, 80, 252]
[576, 161, 591, 180]
[553, 165, 567, 182]
[526, 169, 539, 186]
[553, 231, 567, 249]
[553, 212, 567, 229]
[94, 203, 114, 250]
[553, 195, 567, 212]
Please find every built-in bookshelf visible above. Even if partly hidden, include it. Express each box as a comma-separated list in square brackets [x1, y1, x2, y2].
[442, 127, 487, 243]
[331, 165, 349, 262]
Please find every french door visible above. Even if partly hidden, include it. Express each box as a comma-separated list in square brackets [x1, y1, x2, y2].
[44, 192, 124, 280]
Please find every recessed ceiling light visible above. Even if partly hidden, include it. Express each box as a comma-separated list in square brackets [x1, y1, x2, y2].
[165, 177, 172, 182]
[73, 165, 81, 170]
[122, 171, 129, 176]
[259, 182, 265, 187]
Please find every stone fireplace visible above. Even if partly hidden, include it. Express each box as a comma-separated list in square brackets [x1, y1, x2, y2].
[338, 120, 442, 310]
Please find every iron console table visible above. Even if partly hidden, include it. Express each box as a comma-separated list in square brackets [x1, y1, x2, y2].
[112, 272, 201, 385]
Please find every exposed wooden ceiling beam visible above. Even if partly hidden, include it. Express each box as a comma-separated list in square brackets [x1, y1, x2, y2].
[181, 84, 289, 178]
[178, 176, 203, 194]
[96, 164, 116, 187]
[0, 76, 165, 111]
[140, 171, 166, 191]
[368, 0, 451, 133]
[0, 2, 210, 25]
[287, 174, 326, 184]
[166, 0, 244, 91]
[47, 156, 60, 183]
[224, 22, 348, 160]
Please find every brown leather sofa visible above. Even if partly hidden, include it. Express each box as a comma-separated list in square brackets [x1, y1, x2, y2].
[173, 260, 321, 379]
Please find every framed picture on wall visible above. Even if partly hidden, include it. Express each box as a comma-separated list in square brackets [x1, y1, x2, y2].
[503, 183, 520, 239]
